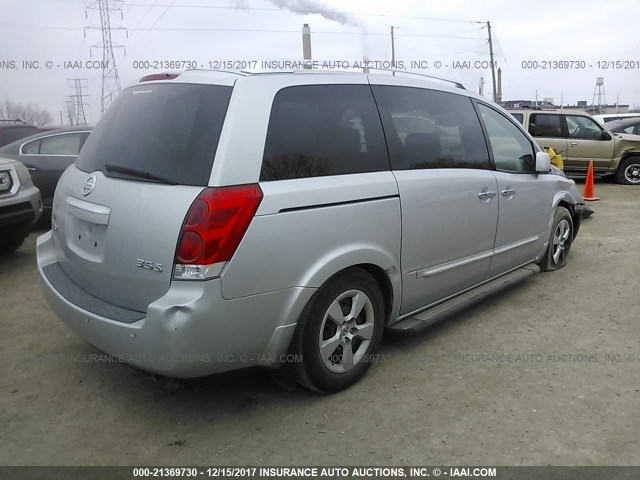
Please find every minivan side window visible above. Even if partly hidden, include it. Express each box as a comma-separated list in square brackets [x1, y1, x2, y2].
[528, 113, 563, 137]
[261, 85, 389, 181]
[371, 86, 490, 170]
[477, 103, 536, 174]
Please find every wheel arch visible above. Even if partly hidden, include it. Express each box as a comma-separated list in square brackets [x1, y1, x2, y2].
[620, 151, 640, 163]
[297, 245, 401, 325]
[551, 189, 580, 239]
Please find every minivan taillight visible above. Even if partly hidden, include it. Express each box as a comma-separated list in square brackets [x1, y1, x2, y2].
[173, 184, 263, 280]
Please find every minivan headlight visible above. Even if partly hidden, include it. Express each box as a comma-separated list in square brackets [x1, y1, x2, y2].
[13, 162, 31, 185]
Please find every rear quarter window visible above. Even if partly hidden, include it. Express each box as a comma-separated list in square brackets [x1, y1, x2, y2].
[77, 83, 232, 186]
[260, 85, 389, 181]
[529, 114, 564, 138]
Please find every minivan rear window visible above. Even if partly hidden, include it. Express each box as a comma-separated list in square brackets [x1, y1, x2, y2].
[77, 83, 232, 186]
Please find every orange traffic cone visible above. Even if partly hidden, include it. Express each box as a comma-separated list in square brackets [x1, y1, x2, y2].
[583, 160, 600, 201]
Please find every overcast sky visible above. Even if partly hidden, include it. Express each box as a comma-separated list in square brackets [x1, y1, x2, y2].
[1, 0, 639, 125]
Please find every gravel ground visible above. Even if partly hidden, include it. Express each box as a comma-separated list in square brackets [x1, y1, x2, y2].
[1, 182, 638, 466]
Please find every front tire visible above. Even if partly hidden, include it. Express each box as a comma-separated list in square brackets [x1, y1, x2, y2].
[0, 233, 26, 255]
[293, 268, 385, 393]
[615, 157, 640, 185]
[540, 207, 573, 272]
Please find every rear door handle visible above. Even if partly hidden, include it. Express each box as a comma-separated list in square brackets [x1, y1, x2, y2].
[478, 191, 496, 199]
[27, 167, 37, 171]
[501, 189, 516, 196]
[570, 141, 578, 146]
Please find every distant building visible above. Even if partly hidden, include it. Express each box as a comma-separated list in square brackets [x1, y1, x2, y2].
[583, 104, 630, 114]
[501, 99, 551, 109]
[500, 99, 629, 114]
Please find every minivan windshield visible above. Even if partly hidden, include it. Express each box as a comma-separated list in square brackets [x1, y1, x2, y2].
[76, 83, 232, 186]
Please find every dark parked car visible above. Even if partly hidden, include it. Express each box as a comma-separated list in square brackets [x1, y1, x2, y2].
[0, 126, 92, 213]
[0, 120, 41, 148]
[607, 118, 640, 136]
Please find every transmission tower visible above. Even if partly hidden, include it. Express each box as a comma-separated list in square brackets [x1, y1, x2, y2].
[592, 77, 606, 114]
[67, 78, 89, 125]
[85, 0, 127, 115]
[64, 100, 76, 126]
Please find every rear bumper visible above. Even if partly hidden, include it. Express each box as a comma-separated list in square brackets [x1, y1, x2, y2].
[36, 230, 315, 378]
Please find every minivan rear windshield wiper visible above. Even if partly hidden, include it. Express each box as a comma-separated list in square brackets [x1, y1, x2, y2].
[104, 163, 178, 185]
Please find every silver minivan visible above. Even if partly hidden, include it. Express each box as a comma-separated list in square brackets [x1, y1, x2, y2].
[37, 70, 583, 392]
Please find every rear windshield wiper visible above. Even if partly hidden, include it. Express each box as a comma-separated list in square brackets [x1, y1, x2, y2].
[104, 163, 178, 185]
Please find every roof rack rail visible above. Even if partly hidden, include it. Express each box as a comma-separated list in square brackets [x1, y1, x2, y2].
[0, 118, 27, 124]
[183, 66, 466, 89]
[365, 68, 466, 90]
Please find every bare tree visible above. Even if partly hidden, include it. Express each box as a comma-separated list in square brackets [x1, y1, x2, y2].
[0, 99, 53, 127]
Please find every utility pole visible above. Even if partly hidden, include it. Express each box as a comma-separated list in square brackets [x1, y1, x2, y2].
[391, 26, 396, 76]
[487, 21, 497, 102]
[67, 78, 89, 125]
[85, 0, 127, 115]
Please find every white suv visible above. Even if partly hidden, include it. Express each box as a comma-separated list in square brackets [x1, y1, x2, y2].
[0, 157, 42, 253]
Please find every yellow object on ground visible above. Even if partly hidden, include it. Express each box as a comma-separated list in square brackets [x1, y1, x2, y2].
[543, 146, 564, 170]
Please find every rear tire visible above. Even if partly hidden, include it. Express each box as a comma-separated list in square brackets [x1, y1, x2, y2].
[293, 268, 385, 393]
[0, 234, 26, 255]
[540, 207, 573, 272]
[615, 157, 640, 185]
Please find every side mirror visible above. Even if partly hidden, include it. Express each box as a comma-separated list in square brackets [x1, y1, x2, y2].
[535, 151, 551, 173]
[600, 131, 612, 141]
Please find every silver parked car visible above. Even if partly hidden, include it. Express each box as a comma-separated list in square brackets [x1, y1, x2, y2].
[37, 70, 583, 392]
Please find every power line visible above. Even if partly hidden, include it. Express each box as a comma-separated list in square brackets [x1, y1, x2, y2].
[46, 0, 482, 23]
[394, 37, 487, 56]
[127, 0, 175, 52]
[0, 23, 488, 39]
[130, 0, 160, 30]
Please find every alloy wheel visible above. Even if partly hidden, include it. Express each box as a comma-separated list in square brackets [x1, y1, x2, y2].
[552, 219, 572, 265]
[318, 289, 375, 374]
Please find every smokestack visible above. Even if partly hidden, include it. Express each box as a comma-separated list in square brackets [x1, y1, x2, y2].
[496, 67, 503, 104]
[302, 24, 312, 66]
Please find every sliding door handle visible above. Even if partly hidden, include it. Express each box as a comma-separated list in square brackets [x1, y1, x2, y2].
[478, 191, 496, 199]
